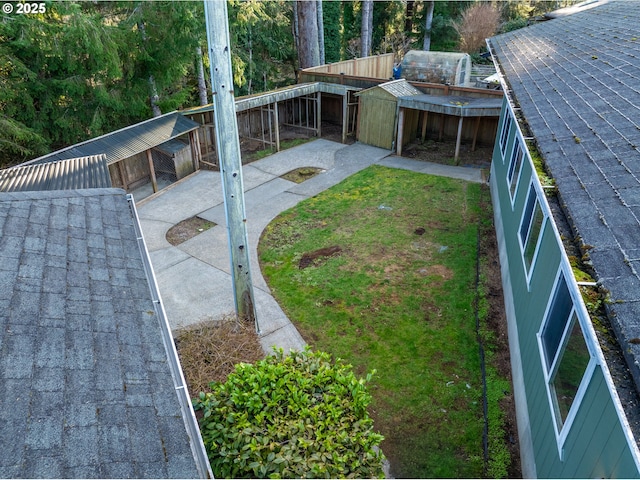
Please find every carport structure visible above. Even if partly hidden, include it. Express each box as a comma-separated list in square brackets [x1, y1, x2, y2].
[183, 82, 360, 166]
[396, 94, 503, 163]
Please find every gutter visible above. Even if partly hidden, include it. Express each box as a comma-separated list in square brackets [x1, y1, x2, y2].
[127, 194, 214, 479]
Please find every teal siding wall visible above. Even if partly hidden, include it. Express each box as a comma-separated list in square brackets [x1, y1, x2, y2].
[491, 99, 640, 478]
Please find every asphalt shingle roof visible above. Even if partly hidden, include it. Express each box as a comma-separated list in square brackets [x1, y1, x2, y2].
[489, 0, 640, 387]
[355, 79, 421, 98]
[0, 189, 204, 478]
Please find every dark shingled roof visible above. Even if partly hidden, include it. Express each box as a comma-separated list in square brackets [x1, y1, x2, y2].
[488, 1, 640, 388]
[0, 189, 209, 478]
[24, 112, 199, 166]
[0, 155, 111, 192]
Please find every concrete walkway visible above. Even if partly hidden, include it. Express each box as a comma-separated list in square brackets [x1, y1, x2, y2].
[136, 139, 484, 354]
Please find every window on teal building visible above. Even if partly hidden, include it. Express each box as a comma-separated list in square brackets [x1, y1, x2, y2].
[499, 112, 513, 160]
[518, 183, 545, 277]
[507, 139, 524, 205]
[538, 268, 596, 455]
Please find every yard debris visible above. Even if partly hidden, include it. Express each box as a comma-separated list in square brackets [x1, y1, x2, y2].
[174, 315, 264, 395]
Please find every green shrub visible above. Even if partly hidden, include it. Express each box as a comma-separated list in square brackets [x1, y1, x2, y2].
[193, 347, 385, 479]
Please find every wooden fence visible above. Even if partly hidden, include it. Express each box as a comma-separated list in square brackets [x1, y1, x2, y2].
[301, 53, 395, 80]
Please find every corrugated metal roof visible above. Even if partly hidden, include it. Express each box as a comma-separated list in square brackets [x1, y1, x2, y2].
[0, 154, 111, 192]
[356, 79, 421, 98]
[397, 94, 503, 117]
[182, 82, 361, 116]
[155, 139, 190, 155]
[25, 112, 199, 167]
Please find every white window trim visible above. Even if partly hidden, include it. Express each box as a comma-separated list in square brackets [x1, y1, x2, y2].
[536, 266, 597, 461]
[507, 139, 525, 208]
[499, 112, 513, 161]
[517, 180, 547, 288]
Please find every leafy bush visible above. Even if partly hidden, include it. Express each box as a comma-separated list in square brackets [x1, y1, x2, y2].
[193, 347, 385, 479]
[500, 18, 529, 34]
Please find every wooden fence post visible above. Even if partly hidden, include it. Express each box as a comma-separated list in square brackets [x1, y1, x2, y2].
[146, 150, 158, 193]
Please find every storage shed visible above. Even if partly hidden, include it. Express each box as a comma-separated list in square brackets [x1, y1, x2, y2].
[355, 79, 421, 150]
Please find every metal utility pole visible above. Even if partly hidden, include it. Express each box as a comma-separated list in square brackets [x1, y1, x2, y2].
[204, 0, 258, 330]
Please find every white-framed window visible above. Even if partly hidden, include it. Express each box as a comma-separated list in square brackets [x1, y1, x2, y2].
[499, 112, 513, 160]
[537, 268, 597, 458]
[518, 182, 546, 280]
[507, 139, 524, 205]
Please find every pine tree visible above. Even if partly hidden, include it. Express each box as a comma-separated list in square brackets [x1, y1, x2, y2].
[322, 1, 342, 63]
[228, 1, 296, 95]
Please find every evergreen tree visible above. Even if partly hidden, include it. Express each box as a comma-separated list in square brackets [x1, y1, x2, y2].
[317, 0, 325, 65]
[323, 1, 342, 63]
[0, 1, 214, 165]
[116, 1, 204, 114]
[0, 2, 127, 162]
[414, 1, 470, 52]
[341, 1, 359, 58]
[227, 0, 296, 95]
[372, 1, 406, 55]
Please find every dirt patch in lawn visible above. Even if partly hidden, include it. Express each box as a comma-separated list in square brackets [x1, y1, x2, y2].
[298, 245, 342, 269]
[281, 166, 324, 184]
[166, 216, 216, 246]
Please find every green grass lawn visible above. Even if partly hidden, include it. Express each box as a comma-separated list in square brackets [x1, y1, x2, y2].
[258, 165, 509, 478]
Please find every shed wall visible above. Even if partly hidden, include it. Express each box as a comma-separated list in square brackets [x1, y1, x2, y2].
[491, 100, 640, 478]
[357, 91, 397, 149]
[108, 151, 150, 190]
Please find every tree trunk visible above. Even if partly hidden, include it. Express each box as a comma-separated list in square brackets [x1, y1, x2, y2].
[317, 0, 325, 65]
[423, 1, 435, 51]
[297, 1, 320, 69]
[148, 75, 162, 117]
[138, 20, 162, 117]
[248, 29, 253, 94]
[405, 0, 415, 33]
[196, 46, 208, 105]
[360, 0, 373, 57]
[293, 0, 300, 70]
